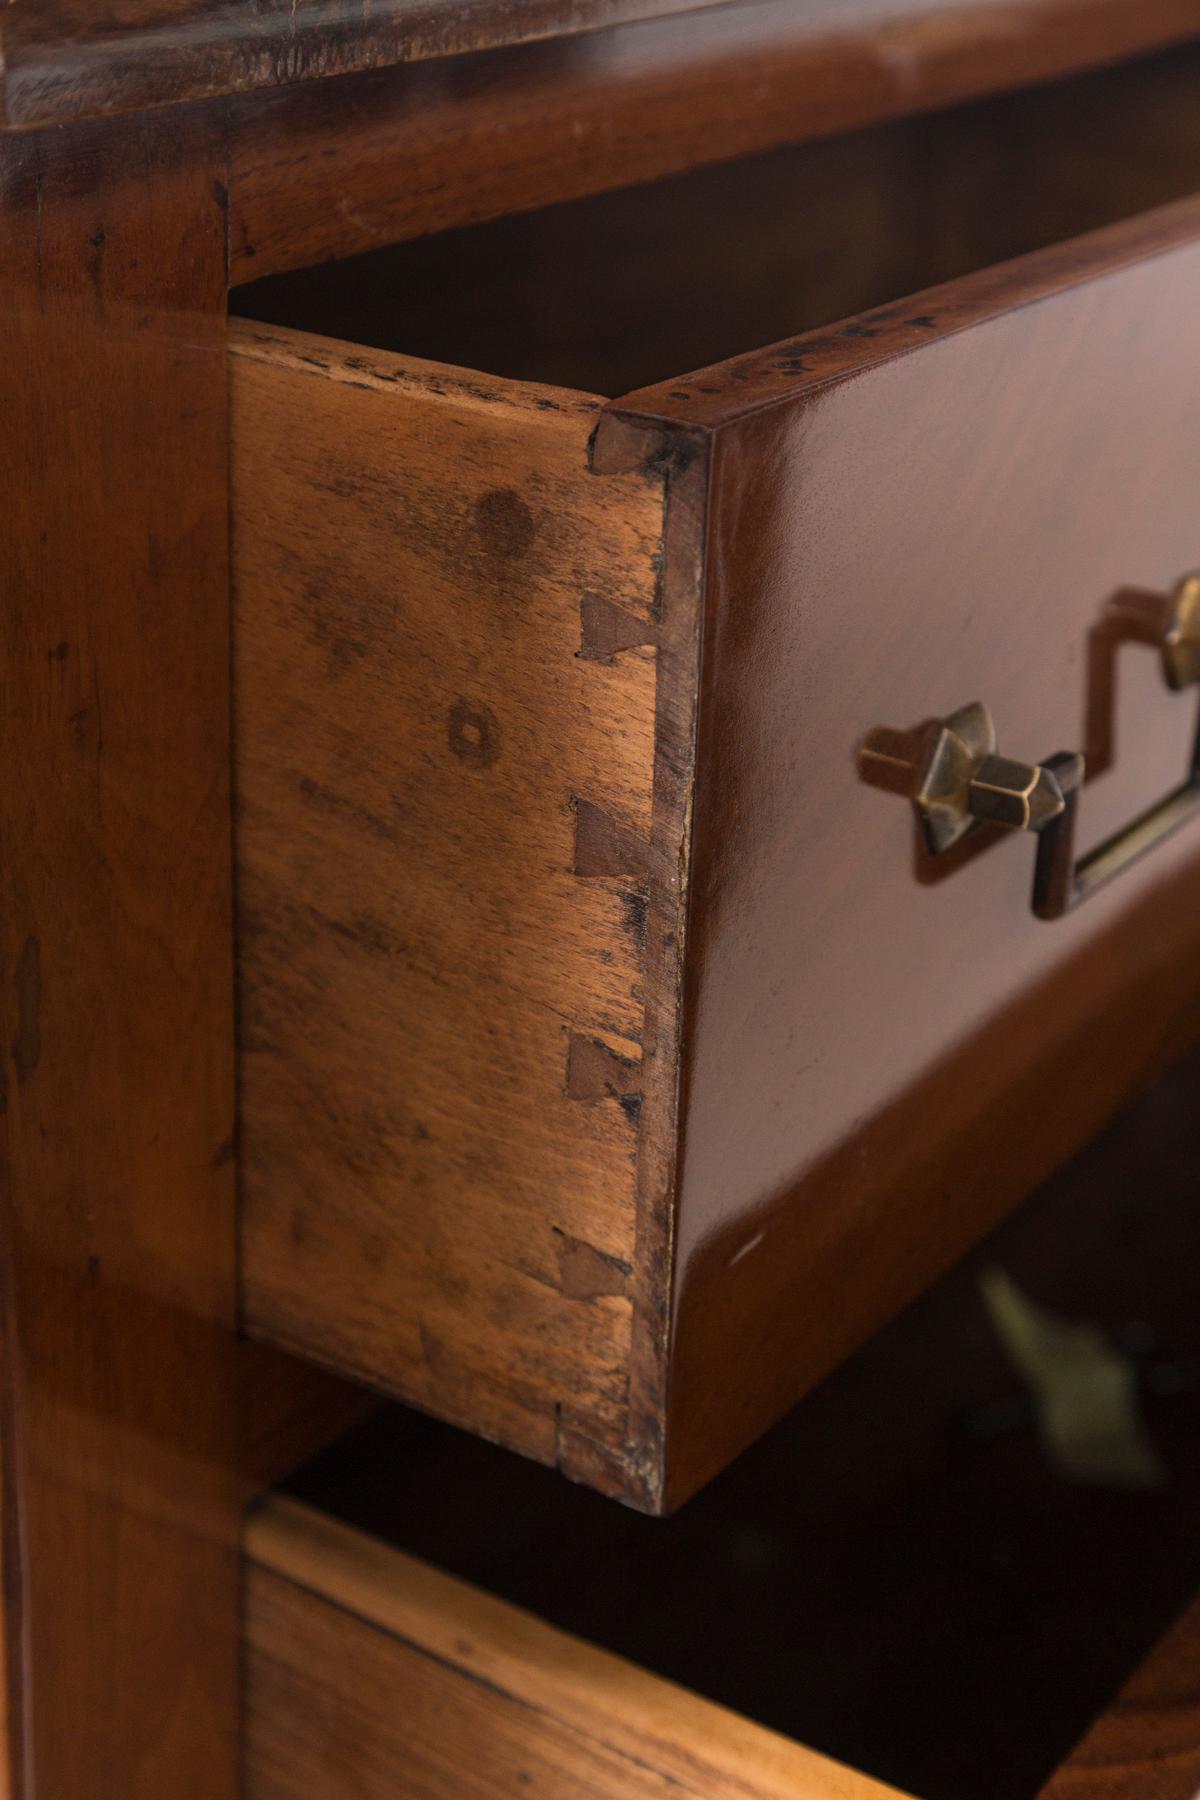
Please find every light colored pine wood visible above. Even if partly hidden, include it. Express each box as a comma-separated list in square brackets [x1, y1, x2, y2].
[244, 1496, 911, 1800]
[232, 321, 669, 1500]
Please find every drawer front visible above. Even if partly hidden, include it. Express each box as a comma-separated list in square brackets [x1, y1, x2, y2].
[244, 1496, 904, 1800]
[236, 196, 1200, 1512]
[599, 195, 1200, 1502]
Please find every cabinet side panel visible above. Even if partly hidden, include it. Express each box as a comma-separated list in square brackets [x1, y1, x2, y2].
[0, 113, 240, 1800]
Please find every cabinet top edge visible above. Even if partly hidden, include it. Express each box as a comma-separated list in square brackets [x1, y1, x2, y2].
[4, 0, 1200, 133]
[0, 0, 728, 130]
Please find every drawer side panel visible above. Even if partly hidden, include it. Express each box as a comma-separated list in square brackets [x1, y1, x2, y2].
[232, 324, 666, 1498]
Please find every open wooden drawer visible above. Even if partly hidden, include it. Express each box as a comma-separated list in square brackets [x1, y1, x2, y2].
[232, 49, 1200, 1511]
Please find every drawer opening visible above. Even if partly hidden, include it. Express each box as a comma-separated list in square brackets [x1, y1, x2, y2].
[271, 1044, 1200, 1800]
[232, 45, 1200, 399]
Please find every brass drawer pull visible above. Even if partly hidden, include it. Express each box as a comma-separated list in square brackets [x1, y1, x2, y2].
[910, 575, 1200, 919]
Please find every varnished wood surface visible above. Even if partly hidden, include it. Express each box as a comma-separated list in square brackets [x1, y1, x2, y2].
[232, 322, 670, 1503]
[244, 1494, 909, 1799]
[1040, 1593, 1200, 1798]
[9, 0, 1200, 135]
[228, 0, 1200, 284]
[0, 116, 239, 1797]
[598, 194, 1200, 1504]
[0, 0, 718, 131]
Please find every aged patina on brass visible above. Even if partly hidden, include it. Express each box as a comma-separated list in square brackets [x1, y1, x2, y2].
[1164, 573, 1200, 690]
[905, 574, 1200, 917]
[913, 701, 1065, 855]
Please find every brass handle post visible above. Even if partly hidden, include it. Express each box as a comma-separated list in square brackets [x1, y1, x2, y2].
[905, 574, 1200, 919]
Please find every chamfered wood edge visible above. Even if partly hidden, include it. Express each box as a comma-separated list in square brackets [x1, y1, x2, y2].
[225, 313, 608, 420]
[244, 1492, 912, 1798]
[607, 190, 1200, 433]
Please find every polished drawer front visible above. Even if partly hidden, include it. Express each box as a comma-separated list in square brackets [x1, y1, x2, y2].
[233, 195, 1200, 1511]
[244, 1497, 903, 1800]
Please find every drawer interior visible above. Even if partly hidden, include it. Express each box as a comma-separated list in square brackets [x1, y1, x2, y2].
[232, 46, 1200, 395]
[275, 1044, 1200, 1800]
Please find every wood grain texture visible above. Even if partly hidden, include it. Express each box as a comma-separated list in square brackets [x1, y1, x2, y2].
[0, 114, 239, 1798]
[232, 321, 672, 1503]
[0, 0, 719, 130]
[597, 194, 1200, 1506]
[244, 1494, 910, 1800]
[227, 0, 1200, 284]
[1040, 1593, 1200, 1799]
[10, 0, 1200, 137]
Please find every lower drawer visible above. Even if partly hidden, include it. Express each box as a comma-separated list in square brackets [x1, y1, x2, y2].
[245, 1495, 900, 1800]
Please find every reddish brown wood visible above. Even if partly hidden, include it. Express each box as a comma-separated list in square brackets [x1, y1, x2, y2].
[599, 194, 1200, 1505]
[1040, 1594, 1200, 1797]
[10, 0, 1200, 137]
[0, 0, 727, 131]
[228, 0, 1200, 284]
[0, 113, 239, 1796]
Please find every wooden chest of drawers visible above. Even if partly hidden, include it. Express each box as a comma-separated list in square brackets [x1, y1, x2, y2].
[9, 4, 1200, 1794]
